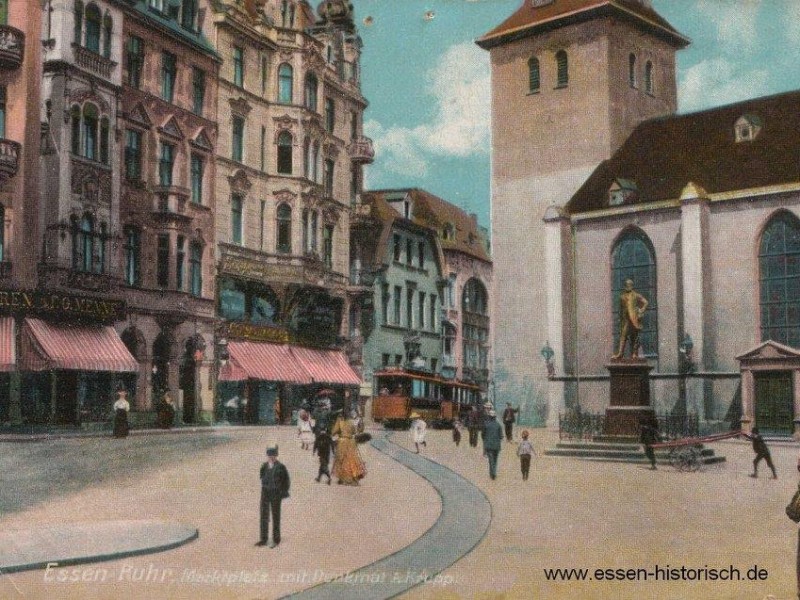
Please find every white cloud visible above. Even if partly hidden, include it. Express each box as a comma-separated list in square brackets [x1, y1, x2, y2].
[695, 0, 762, 51]
[679, 58, 770, 112]
[366, 41, 490, 179]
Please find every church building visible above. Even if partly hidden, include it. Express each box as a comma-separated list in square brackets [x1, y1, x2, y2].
[479, 0, 800, 436]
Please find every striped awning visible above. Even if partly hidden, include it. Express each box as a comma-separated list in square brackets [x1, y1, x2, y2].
[227, 341, 312, 384]
[0, 317, 15, 372]
[21, 318, 139, 373]
[218, 359, 249, 382]
[289, 346, 361, 385]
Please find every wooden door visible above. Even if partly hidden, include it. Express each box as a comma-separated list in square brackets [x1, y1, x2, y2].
[755, 371, 794, 436]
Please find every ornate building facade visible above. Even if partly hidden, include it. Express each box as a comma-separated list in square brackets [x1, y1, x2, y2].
[208, 0, 368, 422]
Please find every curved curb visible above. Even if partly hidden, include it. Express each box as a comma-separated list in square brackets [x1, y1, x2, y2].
[0, 520, 199, 574]
[280, 432, 492, 600]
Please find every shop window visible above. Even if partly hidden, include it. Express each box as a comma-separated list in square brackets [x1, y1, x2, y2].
[219, 278, 246, 321]
[251, 286, 280, 325]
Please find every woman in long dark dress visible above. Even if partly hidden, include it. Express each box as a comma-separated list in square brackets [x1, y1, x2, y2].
[112, 389, 131, 438]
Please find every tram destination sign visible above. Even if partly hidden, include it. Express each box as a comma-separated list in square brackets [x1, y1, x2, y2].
[0, 289, 126, 322]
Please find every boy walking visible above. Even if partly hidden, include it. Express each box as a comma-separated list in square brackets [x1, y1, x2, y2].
[517, 430, 535, 480]
[746, 427, 777, 479]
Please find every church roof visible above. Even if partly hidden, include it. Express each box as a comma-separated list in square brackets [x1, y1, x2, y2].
[567, 89, 800, 214]
[477, 0, 688, 49]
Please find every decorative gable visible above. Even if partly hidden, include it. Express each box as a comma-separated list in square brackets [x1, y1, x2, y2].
[736, 340, 800, 362]
[191, 128, 214, 152]
[128, 103, 152, 128]
[159, 116, 183, 140]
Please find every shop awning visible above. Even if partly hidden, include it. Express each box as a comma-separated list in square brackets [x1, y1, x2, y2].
[289, 347, 361, 385]
[21, 318, 139, 372]
[218, 359, 249, 382]
[0, 317, 15, 372]
[227, 341, 311, 384]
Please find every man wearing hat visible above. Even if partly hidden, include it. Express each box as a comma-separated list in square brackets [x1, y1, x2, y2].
[482, 409, 503, 480]
[257, 445, 290, 548]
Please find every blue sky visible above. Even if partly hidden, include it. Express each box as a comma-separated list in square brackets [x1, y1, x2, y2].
[354, 0, 800, 229]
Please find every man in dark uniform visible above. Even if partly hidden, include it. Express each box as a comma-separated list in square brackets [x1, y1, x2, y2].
[745, 427, 777, 479]
[256, 446, 290, 548]
[502, 403, 520, 442]
[467, 406, 481, 448]
[639, 421, 661, 470]
[482, 410, 503, 480]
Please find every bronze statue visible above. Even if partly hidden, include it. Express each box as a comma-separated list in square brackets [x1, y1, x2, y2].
[612, 279, 648, 359]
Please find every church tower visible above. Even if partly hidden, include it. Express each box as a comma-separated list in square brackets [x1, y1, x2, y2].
[476, 0, 688, 424]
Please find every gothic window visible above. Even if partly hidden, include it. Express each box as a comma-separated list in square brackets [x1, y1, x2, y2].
[276, 203, 292, 253]
[528, 57, 540, 93]
[759, 212, 800, 347]
[555, 50, 568, 88]
[278, 63, 293, 103]
[611, 230, 658, 356]
[277, 131, 292, 174]
[84, 4, 101, 53]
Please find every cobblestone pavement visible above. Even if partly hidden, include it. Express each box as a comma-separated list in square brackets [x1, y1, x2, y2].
[0, 427, 441, 600]
[392, 429, 800, 600]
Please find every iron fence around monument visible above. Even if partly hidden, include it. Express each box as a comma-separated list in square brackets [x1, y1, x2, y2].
[558, 412, 699, 441]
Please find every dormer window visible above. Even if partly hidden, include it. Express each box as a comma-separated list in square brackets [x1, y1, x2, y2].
[442, 223, 455, 241]
[386, 192, 412, 219]
[608, 178, 638, 206]
[735, 114, 762, 142]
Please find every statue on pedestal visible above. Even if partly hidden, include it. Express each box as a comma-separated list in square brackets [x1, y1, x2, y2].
[612, 279, 649, 360]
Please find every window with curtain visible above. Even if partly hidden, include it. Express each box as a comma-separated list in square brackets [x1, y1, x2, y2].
[231, 194, 243, 245]
[190, 154, 203, 204]
[555, 50, 569, 88]
[159, 142, 175, 186]
[190, 243, 202, 296]
[759, 213, 800, 347]
[278, 63, 293, 103]
[103, 15, 112, 59]
[123, 226, 140, 286]
[233, 46, 244, 87]
[83, 104, 98, 160]
[175, 235, 185, 291]
[304, 73, 318, 111]
[277, 131, 292, 174]
[611, 230, 658, 356]
[276, 203, 292, 253]
[232, 116, 244, 163]
[161, 51, 177, 102]
[125, 129, 142, 180]
[126, 36, 144, 88]
[528, 57, 540, 93]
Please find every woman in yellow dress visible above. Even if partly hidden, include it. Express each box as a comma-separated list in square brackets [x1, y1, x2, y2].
[331, 412, 366, 485]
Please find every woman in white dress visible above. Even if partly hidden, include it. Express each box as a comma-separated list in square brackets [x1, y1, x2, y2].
[410, 412, 427, 454]
[297, 409, 315, 450]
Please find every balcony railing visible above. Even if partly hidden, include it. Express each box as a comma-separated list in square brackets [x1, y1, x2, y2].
[348, 136, 375, 164]
[72, 44, 117, 79]
[0, 25, 24, 70]
[0, 139, 20, 181]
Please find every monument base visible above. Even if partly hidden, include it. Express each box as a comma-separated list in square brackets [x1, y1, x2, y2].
[603, 406, 655, 438]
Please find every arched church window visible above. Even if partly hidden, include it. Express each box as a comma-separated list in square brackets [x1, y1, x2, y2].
[611, 230, 658, 356]
[759, 212, 800, 347]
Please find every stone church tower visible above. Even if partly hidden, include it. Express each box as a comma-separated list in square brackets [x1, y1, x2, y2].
[476, 0, 688, 424]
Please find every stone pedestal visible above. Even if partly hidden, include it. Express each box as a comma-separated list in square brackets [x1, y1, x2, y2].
[603, 360, 654, 438]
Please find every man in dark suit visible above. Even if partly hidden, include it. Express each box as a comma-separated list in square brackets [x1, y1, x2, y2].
[639, 422, 661, 470]
[482, 410, 503, 480]
[256, 446, 290, 548]
[502, 403, 520, 442]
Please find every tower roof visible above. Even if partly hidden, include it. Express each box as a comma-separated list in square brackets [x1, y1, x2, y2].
[476, 0, 688, 49]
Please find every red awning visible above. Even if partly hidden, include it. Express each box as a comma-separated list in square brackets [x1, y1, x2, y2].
[21, 318, 138, 373]
[289, 346, 361, 385]
[218, 359, 248, 382]
[0, 317, 15, 372]
[227, 341, 311, 384]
